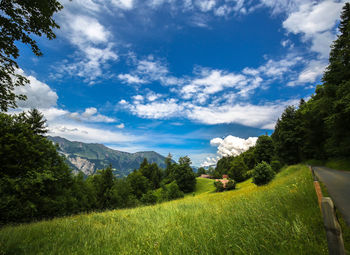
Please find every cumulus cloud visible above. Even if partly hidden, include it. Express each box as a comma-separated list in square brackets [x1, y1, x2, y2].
[15, 70, 58, 109]
[201, 135, 257, 167]
[211, 135, 258, 157]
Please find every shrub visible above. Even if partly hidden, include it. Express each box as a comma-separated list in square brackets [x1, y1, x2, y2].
[271, 160, 282, 173]
[140, 191, 157, 205]
[214, 181, 224, 192]
[166, 181, 184, 200]
[226, 179, 236, 190]
[244, 169, 254, 179]
[252, 161, 275, 186]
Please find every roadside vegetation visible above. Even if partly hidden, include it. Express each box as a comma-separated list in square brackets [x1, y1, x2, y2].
[0, 165, 328, 255]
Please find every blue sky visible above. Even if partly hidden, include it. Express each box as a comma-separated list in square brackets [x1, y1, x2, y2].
[14, 0, 347, 166]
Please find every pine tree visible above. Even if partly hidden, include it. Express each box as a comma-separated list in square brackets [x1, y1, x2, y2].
[26, 109, 48, 135]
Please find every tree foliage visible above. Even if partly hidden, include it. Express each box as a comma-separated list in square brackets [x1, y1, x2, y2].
[252, 162, 275, 186]
[0, 0, 63, 111]
[0, 112, 72, 223]
[254, 135, 274, 164]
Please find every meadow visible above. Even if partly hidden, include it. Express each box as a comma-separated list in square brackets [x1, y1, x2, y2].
[0, 165, 328, 255]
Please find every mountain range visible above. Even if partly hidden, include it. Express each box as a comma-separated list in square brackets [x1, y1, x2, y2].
[47, 136, 169, 177]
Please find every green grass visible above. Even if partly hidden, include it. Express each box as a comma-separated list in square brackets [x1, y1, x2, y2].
[0, 165, 328, 255]
[191, 177, 216, 196]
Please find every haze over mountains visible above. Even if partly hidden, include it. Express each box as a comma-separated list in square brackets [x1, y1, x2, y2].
[48, 136, 169, 177]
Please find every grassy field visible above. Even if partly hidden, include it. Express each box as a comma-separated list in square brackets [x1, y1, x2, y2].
[190, 177, 216, 196]
[0, 165, 328, 255]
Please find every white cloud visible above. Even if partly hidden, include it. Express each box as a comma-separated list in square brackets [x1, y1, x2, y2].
[211, 135, 258, 157]
[121, 94, 299, 129]
[196, 0, 216, 12]
[181, 69, 248, 103]
[68, 15, 111, 45]
[201, 135, 257, 167]
[200, 156, 220, 167]
[53, 10, 118, 84]
[111, 0, 134, 10]
[283, 1, 343, 35]
[133, 95, 144, 101]
[288, 60, 327, 86]
[118, 56, 183, 86]
[121, 98, 184, 119]
[116, 123, 125, 129]
[118, 74, 147, 84]
[185, 101, 296, 129]
[282, 1, 343, 59]
[48, 123, 135, 143]
[69, 107, 117, 123]
[279, 1, 344, 85]
[15, 70, 58, 109]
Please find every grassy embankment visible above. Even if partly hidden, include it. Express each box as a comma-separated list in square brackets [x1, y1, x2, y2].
[0, 165, 328, 255]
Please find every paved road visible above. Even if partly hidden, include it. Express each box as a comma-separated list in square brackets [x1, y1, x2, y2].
[313, 166, 350, 226]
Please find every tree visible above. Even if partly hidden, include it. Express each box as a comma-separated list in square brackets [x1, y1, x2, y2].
[140, 161, 162, 189]
[272, 106, 303, 164]
[196, 167, 206, 177]
[25, 108, 48, 135]
[254, 135, 274, 164]
[169, 156, 196, 193]
[214, 156, 234, 178]
[87, 166, 116, 210]
[0, 0, 63, 111]
[0, 112, 73, 223]
[242, 147, 256, 169]
[252, 162, 275, 186]
[127, 170, 151, 199]
[228, 156, 248, 182]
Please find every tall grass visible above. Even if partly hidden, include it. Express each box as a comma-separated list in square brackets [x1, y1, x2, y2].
[0, 165, 327, 255]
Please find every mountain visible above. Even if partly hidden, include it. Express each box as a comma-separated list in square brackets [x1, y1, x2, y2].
[47, 136, 169, 177]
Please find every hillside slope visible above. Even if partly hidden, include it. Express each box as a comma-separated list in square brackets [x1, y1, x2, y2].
[0, 165, 327, 255]
[47, 136, 169, 177]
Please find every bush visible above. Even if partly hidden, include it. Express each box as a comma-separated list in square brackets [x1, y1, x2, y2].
[140, 191, 157, 205]
[271, 160, 282, 173]
[244, 169, 254, 179]
[226, 179, 236, 190]
[252, 161, 275, 186]
[214, 181, 224, 192]
[166, 181, 184, 200]
[158, 181, 184, 202]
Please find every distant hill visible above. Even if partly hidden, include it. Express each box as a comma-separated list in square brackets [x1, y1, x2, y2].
[47, 136, 169, 177]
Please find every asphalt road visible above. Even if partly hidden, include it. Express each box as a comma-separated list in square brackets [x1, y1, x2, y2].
[313, 166, 350, 226]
